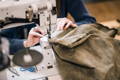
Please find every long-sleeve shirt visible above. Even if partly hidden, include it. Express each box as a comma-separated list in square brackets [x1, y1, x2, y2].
[58, 0, 96, 25]
[0, 0, 96, 54]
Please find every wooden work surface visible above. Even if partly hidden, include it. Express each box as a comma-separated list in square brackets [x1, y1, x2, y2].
[85, 0, 120, 22]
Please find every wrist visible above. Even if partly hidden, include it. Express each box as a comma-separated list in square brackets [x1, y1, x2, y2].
[24, 40, 30, 48]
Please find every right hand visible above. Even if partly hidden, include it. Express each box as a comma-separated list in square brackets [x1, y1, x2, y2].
[24, 26, 44, 48]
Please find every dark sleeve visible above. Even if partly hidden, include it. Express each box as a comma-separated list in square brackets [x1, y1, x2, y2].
[0, 27, 25, 54]
[60, 0, 96, 25]
[9, 39, 25, 54]
[0, 23, 36, 54]
[58, 0, 67, 18]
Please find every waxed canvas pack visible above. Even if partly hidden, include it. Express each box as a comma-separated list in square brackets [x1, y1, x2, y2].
[49, 23, 120, 80]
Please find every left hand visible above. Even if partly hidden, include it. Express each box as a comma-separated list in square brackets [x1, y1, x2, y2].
[57, 18, 77, 30]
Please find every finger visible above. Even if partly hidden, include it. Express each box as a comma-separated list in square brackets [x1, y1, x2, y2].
[57, 21, 67, 30]
[57, 18, 62, 22]
[57, 18, 67, 30]
[71, 23, 77, 27]
[33, 27, 44, 35]
[30, 32, 43, 37]
[56, 22, 61, 30]
[64, 22, 72, 30]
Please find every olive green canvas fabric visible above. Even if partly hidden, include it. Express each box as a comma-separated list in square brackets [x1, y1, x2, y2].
[49, 24, 120, 80]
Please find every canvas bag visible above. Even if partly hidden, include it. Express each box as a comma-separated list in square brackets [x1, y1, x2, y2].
[49, 23, 120, 80]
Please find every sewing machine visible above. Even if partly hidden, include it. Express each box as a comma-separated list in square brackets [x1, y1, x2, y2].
[0, 0, 56, 30]
[0, 0, 60, 80]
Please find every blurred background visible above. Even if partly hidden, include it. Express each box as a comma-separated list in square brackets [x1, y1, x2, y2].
[82, 0, 120, 22]
[67, 0, 120, 39]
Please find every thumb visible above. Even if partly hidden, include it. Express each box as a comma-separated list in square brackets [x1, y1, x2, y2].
[72, 24, 77, 27]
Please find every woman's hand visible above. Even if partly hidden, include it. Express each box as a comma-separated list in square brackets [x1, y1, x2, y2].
[57, 18, 77, 30]
[24, 26, 44, 48]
